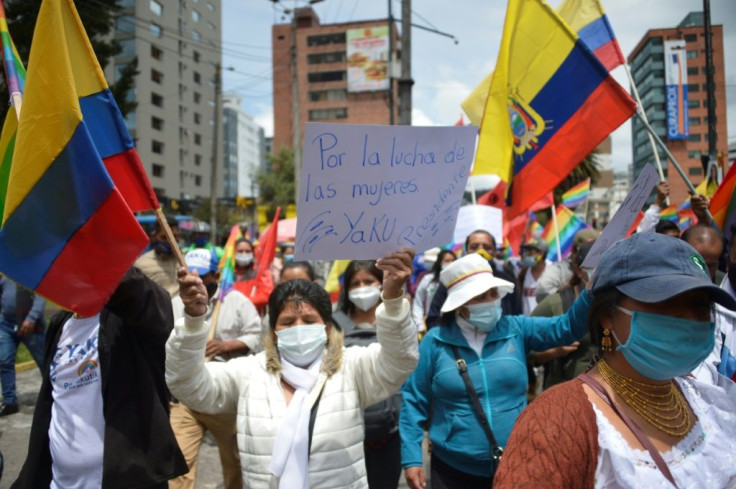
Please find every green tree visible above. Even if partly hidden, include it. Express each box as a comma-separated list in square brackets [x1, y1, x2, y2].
[553, 151, 601, 204]
[0, 0, 137, 120]
[257, 147, 296, 219]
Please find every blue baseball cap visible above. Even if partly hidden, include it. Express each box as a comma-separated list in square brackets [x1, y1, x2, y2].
[184, 248, 219, 276]
[592, 233, 736, 310]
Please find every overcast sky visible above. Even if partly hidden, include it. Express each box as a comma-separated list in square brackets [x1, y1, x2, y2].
[221, 0, 735, 172]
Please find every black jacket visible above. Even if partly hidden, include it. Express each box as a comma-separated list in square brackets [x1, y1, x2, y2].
[12, 268, 187, 489]
[425, 263, 522, 328]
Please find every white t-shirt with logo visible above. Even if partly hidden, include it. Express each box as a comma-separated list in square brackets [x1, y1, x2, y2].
[522, 269, 540, 316]
[48, 314, 105, 489]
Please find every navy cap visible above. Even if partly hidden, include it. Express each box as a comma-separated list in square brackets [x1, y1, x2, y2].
[592, 233, 736, 310]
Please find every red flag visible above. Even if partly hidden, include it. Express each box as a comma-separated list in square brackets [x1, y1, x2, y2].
[503, 212, 529, 257]
[528, 192, 555, 212]
[234, 207, 281, 308]
[478, 181, 508, 209]
[455, 114, 465, 126]
[626, 211, 645, 237]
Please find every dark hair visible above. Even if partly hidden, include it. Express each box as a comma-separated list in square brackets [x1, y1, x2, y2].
[432, 250, 456, 282]
[587, 288, 621, 352]
[281, 261, 316, 281]
[235, 238, 254, 249]
[268, 279, 333, 330]
[654, 219, 680, 235]
[338, 260, 383, 314]
[464, 229, 496, 251]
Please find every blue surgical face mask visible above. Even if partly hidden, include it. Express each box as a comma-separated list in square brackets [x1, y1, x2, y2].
[521, 256, 538, 268]
[276, 324, 327, 367]
[194, 236, 210, 248]
[465, 299, 503, 332]
[154, 241, 172, 256]
[612, 306, 715, 380]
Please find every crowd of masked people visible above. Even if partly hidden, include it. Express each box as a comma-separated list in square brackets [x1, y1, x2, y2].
[1, 183, 735, 489]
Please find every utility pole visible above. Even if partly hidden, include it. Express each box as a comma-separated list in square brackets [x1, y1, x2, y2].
[387, 0, 395, 125]
[209, 62, 221, 244]
[291, 12, 302, 203]
[398, 0, 413, 125]
[703, 0, 717, 180]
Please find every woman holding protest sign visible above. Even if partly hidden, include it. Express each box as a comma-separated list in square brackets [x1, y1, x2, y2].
[401, 252, 592, 489]
[166, 248, 418, 488]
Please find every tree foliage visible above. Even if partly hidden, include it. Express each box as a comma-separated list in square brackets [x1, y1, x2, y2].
[553, 151, 601, 204]
[257, 147, 296, 219]
[0, 0, 137, 120]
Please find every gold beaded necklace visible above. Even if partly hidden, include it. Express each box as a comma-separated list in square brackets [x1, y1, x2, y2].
[598, 360, 692, 437]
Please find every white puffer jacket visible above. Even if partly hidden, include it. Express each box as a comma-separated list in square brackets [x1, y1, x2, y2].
[166, 296, 418, 489]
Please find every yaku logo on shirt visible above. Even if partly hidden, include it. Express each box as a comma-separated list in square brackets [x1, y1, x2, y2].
[49, 336, 99, 387]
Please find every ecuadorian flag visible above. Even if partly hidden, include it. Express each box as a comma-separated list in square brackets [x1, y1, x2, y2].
[557, 0, 625, 71]
[0, 0, 152, 315]
[474, 0, 635, 219]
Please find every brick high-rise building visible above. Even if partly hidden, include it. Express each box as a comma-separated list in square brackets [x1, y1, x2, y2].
[271, 7, 399, 154]
[628, 12, 728, 205]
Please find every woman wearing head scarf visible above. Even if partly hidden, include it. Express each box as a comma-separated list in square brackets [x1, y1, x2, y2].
[495, 233, 736, 489]
[166, 249, 419, 489]
[400, 253, 593, 489]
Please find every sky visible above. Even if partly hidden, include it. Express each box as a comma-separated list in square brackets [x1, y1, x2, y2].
[220, 0, 736, 173]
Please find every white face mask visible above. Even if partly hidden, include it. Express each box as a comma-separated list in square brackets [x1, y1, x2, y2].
[348, 285, 382, 312]
[276, 325, 327, 367]
[235, 252, 253, 267]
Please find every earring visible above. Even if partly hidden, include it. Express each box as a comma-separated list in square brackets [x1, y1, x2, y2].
[601, 328, 613, 352]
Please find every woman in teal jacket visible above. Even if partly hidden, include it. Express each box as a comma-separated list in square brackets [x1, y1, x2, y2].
[400, 253, 591, 489]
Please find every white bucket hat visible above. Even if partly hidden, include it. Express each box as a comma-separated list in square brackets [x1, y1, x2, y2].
[439, 253, 515, 313]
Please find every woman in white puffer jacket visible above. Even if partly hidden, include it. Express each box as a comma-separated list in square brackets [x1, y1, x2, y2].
[166, 249, 419, 489]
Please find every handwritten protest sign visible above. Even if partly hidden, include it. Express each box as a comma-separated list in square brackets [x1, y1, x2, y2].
[453, 205, 503, 248]
[294, 123, 477, 260]
[581, 163, 658, 269]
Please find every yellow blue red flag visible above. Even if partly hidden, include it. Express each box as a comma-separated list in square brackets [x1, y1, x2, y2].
[0, 0, 150, 315]
[557, 0, 625, 71]
[474, 0, 635, 219]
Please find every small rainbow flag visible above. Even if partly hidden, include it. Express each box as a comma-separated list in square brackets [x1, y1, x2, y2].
[658, 205, 678, 222]
[501, 237, 514, 259]
[543, 204, 591, 262]
[561, 178, 591, 209]
[710, 162, 736, 240]
[678, 215, 694, 232]
[217, 224, 243, 300]
[0, 1, 25, 101]
[529, 221, 544, 239]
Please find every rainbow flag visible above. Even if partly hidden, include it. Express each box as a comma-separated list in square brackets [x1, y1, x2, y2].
[557, 0, 625, 71]
[0, 0, 151, 315]
[543, 204, 591, 262]
[710, 162, 736, 240]
[0, 1, 24, 100]
[501, 237, 514, 259]
[217, 224, 244, 301]
[529, 221, 544, 239]
[473, 0, 635, 219]
[561, 178, 591, 209]
[658, 205, 678, 222]
[678, 215, 694, 232]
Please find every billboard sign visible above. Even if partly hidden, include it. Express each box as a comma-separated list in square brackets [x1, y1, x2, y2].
[346, 26, 390, 93]
[664, 40, 689, 140]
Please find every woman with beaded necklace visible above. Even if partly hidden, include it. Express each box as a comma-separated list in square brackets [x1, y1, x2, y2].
[495, 233, 736, 489]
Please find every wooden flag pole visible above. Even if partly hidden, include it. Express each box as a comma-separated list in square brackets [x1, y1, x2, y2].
[635, 112, 716, 224]
[550, 204, 562, 262]
[155, 207, 187, 268]
[11, 92, 21, 119]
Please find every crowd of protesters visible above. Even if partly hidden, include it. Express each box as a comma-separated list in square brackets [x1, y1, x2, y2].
[2, 184, 736, 489]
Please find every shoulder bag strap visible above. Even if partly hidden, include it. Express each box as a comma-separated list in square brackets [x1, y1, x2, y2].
[579, 373, 679, 488]
[307, 380, 327, 460]
[450, 345, 503, 463]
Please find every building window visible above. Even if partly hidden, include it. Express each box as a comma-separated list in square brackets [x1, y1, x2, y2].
[688, 99, 699, 108]
[307, 33, 346, 46]
[192, 30, 201, 42]
[688, 133, 701, 142]
[151, 92, 163, 107]
[688, 151, 701, 159]
[307, 52, 347, 65]
[688, 167, 702, 176]
[688, 117, 701, 126]
[118, 38, 135, 57]
[195, 175, 202, 187]
[195, 154, 202, 166]
[193, 50, 200, 63]
[152, 140, 164, 154]
[151, 69, 163, 84]
[192, 10, 201, 23]
[150, 0, 163, 16]
[687, 84, 699, 92]
[307, 70, 347, 83]
[150, 22, 163, 38]
[686, 50, 698, 59]
[194, 92, 201, 104]
[151, 116, 163, 130]
[684, 34, 697, 42]
[152, 163, 164, 177]
[687, 67, 698, 76]
[207, 21, 216, 31]
[207, 2, 215, 11]
[309, 88, 348, 102]
[194, 112, 201, 125]
[194, 133, 202, 145]
[193, 71, 201, 84]
[309, 107, 348, 120]
[117, 0, 135, 7]
[116, 15, 135, 34]
[151, 45, 163, 60]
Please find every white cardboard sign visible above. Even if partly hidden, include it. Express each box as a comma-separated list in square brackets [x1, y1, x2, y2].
[294, 123, 477, 260]
[581, 163, 659, 269]
[453, 205, 503, 248]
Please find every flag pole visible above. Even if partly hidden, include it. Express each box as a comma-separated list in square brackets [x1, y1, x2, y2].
[550, 204, 562, 262]
[635, 111, 716, 224]
[10, 93, 21, 119]
[155, 207, 187, 268]
[624, 63, 667, 184]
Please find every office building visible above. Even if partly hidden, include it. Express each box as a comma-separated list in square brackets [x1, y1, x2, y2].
[271, 7, 399, 153]
[223, 92, 264, 200]
[106, 0, 222, 206]
[628, 11, 728, 205]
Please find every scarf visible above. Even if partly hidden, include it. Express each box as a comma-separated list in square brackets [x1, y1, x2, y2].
[269, 354, 323, 488]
